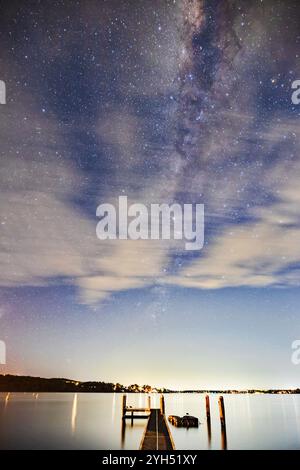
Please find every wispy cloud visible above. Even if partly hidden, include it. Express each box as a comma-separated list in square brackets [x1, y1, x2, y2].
[0, 0, 299, 305]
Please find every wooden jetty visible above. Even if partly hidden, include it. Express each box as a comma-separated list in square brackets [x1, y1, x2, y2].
[121, 395, 175, 450]
[140, 408, 175, 450]
[121, 394, 227, 450]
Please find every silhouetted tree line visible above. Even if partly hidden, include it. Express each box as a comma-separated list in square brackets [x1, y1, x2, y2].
[0, 375, 170, 393]
[0, 375, 115, 392]
[1, 375, 298, 394]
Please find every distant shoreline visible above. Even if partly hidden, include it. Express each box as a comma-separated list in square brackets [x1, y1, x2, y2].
[1, 374, 299, 394]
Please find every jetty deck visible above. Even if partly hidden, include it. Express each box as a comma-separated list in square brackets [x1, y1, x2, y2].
[139, 409, 175, 450]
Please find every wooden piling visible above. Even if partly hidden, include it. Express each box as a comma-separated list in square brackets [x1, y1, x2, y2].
[160, 395, 165, 415]
[122, 394, 127, 419]
[205, 395, 210, 420]
[218, 395, 226, 427]
[205, 395, 211, 448]
[147, 395, 151, 410]
[206, 416, 212, 448]
[221, 423, 227, 450]
[121, 418, 126, 446]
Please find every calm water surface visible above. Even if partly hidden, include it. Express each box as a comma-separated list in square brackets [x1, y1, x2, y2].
[1, 393, 300, 449]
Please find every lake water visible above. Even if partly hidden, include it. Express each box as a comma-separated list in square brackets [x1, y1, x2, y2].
[1, 392, 300, 449]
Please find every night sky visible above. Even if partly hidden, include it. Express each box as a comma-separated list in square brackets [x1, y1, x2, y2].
[0, 0, 300, 389]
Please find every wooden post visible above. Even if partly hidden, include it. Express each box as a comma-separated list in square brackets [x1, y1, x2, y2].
[205, 395, 210, 420]
[160, 395, 165, 415]
[221, 423, 227, 450]
[206, 416, 212, 448]
[121, 418, 126, 446]
[122, 394, 126, 419]
[205, 394, 211, 448]
[218, 396, 226, 427]
[147, 395, 151, 411]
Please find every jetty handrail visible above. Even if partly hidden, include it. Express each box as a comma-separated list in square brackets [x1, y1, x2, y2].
[122, 394, 152, 419]
[139, 411, 152, 450]
[162, 413, 176, 450]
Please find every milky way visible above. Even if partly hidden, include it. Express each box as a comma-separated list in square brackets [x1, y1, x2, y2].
[0, 0, 300, 386]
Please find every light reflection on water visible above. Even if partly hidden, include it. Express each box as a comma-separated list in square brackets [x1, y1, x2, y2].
[71, 394, 78, 434]
[0, 393, 300, 449]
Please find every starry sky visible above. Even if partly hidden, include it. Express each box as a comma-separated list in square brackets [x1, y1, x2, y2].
[0, 0, 300, 389]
